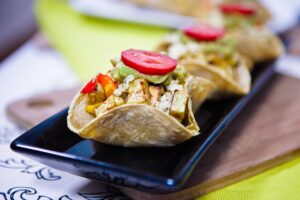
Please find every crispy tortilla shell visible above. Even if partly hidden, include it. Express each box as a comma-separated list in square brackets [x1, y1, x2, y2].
[186, 76, 216, 111]
[181, 57, 251, 97]
[230, 27, 284, 62]
[67, 92, 200, 147]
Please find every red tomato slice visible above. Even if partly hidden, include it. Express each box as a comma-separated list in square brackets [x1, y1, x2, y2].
[183, 24, 224, 41]
[81, 78, 96, 94]
[219, 3, 256, 15]
[121, 49, 177, 75]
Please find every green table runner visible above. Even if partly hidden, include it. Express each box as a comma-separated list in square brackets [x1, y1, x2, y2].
[35, 0, 300, 199]
[36, 0, 167, 81]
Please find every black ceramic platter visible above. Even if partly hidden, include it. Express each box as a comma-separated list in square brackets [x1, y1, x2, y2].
[11, 61, 275, 193]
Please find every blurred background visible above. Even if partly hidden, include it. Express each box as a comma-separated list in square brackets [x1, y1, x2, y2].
[1, 0, 300, 199]
[0, 0, 35, 61]
[1, 0, 300, 79]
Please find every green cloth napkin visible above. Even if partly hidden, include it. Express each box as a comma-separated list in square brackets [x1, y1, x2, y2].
[35, 0, 300, 199]
[35, 0, 168, 82]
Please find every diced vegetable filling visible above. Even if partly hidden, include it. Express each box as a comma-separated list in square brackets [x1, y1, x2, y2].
[219, 1, 270, 29]
[224, 14, 256, 29]
[163, 32, 239, 78]
[82, 60, 190, 122]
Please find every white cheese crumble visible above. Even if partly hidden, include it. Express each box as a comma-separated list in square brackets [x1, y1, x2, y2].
[187, 42, 201, 52]
[168, 41, 201, 59]
[156, 92, 173, 112]
[114, 75, 135, 96]
[164, 32, 181, 43]
[166, 80, 183, 92]
[168, 43, 188, 59]
[124, 75, 135, 85]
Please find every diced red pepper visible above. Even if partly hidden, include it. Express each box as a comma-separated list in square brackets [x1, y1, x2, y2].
[80, 78, 96, 94]
[96, 74, 117, 97]
[81, 74, 117, 97]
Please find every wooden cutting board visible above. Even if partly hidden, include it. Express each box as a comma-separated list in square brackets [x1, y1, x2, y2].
[6, 74, 300, 200]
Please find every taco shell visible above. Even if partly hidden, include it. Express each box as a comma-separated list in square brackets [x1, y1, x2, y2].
[230, 27, 284, 62]
[181, 56, 251, 97]
[186, 76, 216, 111]
[67, 90, 200, 147]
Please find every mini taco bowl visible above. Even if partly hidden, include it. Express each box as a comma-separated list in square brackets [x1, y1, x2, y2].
[67, 91, 200, 147]
[180, 56, 251, 97]
[229, 27, 284, 63]
[67, 49, 218, 147]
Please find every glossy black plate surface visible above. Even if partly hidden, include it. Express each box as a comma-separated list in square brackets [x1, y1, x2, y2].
[11, 62, 275, 193]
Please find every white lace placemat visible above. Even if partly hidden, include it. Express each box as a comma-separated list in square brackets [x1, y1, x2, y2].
[0, 40, 129, 199]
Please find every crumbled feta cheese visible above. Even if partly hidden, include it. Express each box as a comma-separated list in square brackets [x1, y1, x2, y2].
[114, 75, 135, 96]
[164, 33, 181, 43]
[156, 92, 173, 112]
[168, 41, 201, 59]
[124, 75, 135, 85]
[167, 80, 183, 92]
[186, 42, 201, 52]
[168, 43, 188, 59]
[114, 84, 126, 96]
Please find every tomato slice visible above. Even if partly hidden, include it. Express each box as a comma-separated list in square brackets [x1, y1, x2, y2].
[219, 3, 256, 15]
[183, 24, 224, 41]
[121, 49, 177, 75]
[81, 78, 96, 94]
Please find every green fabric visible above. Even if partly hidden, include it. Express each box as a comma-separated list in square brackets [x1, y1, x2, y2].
[35, 0, 168, 81]
[35, 0, 300, 199]
[198, 156, 300, 200]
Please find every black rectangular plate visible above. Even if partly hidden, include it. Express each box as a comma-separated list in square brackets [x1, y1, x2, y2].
[11, 62, 275, 193]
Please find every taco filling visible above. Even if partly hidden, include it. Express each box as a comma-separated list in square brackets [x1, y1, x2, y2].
[218, 1, 271, 30]
[67, 49, 212, 147]
[83, 59, 191, 123]
[157, 24, 251, 96]
[216, 1, 283, 62]
[158, 24, 240, 67]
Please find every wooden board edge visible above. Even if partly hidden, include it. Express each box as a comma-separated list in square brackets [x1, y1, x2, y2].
[121, 149, 300, 200]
